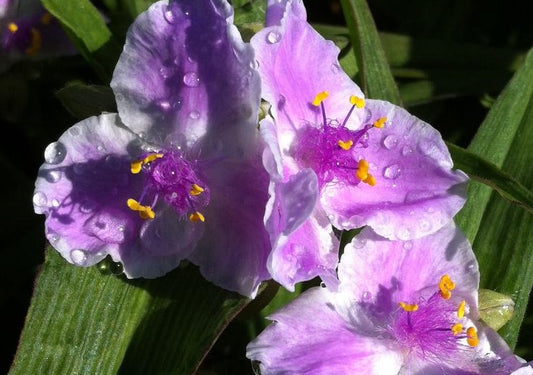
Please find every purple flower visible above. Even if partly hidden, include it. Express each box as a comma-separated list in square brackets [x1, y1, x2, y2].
[1, 0, 74, 71]
[247, 223, 531, 374]
[33, 0, 271, 297]
[249, 0, 468, 290]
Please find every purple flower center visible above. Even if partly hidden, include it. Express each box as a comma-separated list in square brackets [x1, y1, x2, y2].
[291, 91, 385, 187]
[127, 150, 210, 222]
[390, 275, 478, 361]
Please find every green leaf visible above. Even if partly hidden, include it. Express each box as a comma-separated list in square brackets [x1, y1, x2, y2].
[55, 83, 117, 120]
[233, 0, 266, 42]
[338, 0, 402, 104]
[454, 48, 533, 347]
[10, 249, 256, 375]
[41, 0, 122, 82]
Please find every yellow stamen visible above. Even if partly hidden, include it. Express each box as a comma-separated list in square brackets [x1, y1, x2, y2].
[25, 28, 42, 56]
[457, 300, 466, 319]
[349, 95, 365, 108]
[466, 327, 479, 347]
[439, 274, 456, 300]
[337, 140, 353, 151]
[355, 159, 369, 180]
[189, 184, 204, 196]
[127, 198, 155, 220]
[130, 153, 164, 174]
[312, 91, 329, 106]
[398, 302, 418, 312]
[8, 22, 18, 33]
[41, 12, 52, 25]
[373, 117, 387, 128]
[451, 323, 463, 336]
[189, 211, 205, 222]
[363, 174, 376, 186]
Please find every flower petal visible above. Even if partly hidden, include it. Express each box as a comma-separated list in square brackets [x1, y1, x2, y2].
[188, 158, 271, 298]
[336, 222, 479, 317]
[251, 0, 365, 148]
[265, 0, 289, 27]
[34, 113, 200, 278]
[111, 0, 260, 150]
[322, 99, 468, 240]
[247, 287, 404, 375]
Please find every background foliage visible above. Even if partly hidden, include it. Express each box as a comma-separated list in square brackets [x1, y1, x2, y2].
[2, 0, 533, 373]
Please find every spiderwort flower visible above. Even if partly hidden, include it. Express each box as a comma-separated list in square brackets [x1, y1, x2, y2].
[249, 0, 468, 289]
[0, 0, 74, 71]
[247, 223, 531, 374]
[33, 0, 271, 297]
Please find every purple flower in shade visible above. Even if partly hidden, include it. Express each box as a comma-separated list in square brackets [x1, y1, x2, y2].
[33, 0, 272, 297]
[249, 0, 468, 290]
[247, 223, 532, 375]
[0, 0, 75, 71]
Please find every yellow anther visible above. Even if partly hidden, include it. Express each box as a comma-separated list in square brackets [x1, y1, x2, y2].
[398, 302, 419, 312]
[363, 174, 376, 186]
[8, 22, 18, 33]
[439, 274, 456, 300]
[349, 95, 365, 108]
[189, 211, 205, 222]
[337, 140, 353, 151]
[373, 117, 387, 128]
[41, 12, 52, 25]
[457, 300, 466, 319]
[312, 91, 329, 106]
[130, 160, 143, 174]
[451, 323, 463, 336]
[189, 184, 204, 196]
[466, 327, 479, 347]
[25, 28, 42, 56]
[127, 198, 155, 220]
[143, 153, 164, 164]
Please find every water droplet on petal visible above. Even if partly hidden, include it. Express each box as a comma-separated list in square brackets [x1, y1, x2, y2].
[183, 71, 200, 87]
[402, 241, 413, 250]
[110, 261, 123, 275]
[44, 170, 62, 183]
[266, 30, 281, 44]
[189, 110, 200, 119]
[44, 142, 67, 164]
[96, 143, 105, 152]
[69, 126, 81, 136]
[79, 200, 96, 213]
[362, 291, 372, 300]
[396, 228, 411, 241]
[250, 59, 259, 69]
[320, 282, 326, 288]
[70, 249, 88, 266]
[383, 164, 401, 180]
[51, 199, 60, 208]
[32, 191, 47, 207]
[173, 98, 182, 111]
[401, 145, 413, 156]
[419, 218, 432, 232]
[363, 107, 372, 123]
[47, 230, 59, 244]
[157, 100, 171, 111]
[163, 7, 175, 23]
[352, 238, 366, 249]
[159, 66, 172, 79]
[465, 260, 477, 273]
[382, 135, 398, 150]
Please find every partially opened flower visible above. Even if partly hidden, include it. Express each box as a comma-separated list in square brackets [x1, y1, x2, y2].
[249, 0, 468, 290]
[33, 0, 271, 297]
[1, 0, 74, 71]
[247, 223, 531, 374]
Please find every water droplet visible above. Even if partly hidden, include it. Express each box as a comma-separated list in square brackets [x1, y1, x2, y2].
[44, 141, 67, 164]
[465, 260, 477, 273]
[363, 107, 373, 123]
[320, 282, 326, 288]
[189, 110, 200, 119]
[172, 98, 182, 111]
[69, 126, 81, 136]
[401, 145, 413, 156]
[352, 238, 366, 249]
[47, 231, 59, 244]
[96, 143, 105, 152]
[44, 170, 62, 183]
[183, 71, 200, 87]
[163, 7, 175, 23]
[32, 191, 47, 207]
[266, 30, 281, 44]
[382, 135, 398, 150]
[383, 164, 401, 180]
[79, 200, 96, 214]
[402, 241, 413, 250]
[110, 261, 123, 275]
[51, 199, 60, 208]
[159, 66, 172, 79]
[362, 291, 372, 300]
[419, 218, 431, 232]
[250, 59, 259, 70]
[278, 94, 286, 109]
[396, 228, 411, 241]
[70, 249, 88, 266]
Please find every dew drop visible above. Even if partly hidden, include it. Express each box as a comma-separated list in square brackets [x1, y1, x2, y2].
[51, 199, 60, 208]
[189, 110, 200, 119]
[183, 71, 200, 87]
[173, 98, 183, 110]
[163, 7, 175, 23]
[96, 143, 105, 152]
[69, 126, 81, 136]
[396, 228, 411, 241]
[44, 170, 62, 183]
[352, 238, 366, 249]
[383, 164, 401, 180]
[250, 59, 259, 70]
[110, 261, 124, 275]
[402, 241, 413, 250]
[419, 218, 432, 232]
[382, 135, 398, 150]
[363, 107, 373, 123]
[320, 282, 326, 288]
[465, 260, 477, 273]
[159, 66, 172, 79]
[266, 30, 281, 44]
[79, 200, 96, 214]
[401, 145, 413, 156]
[32, 191, 47, 207]
[44, 141, 67, 164]
[158, 99, 171, 111]
[47, 231, 59, 244]
[70, 249, 88, 266]
[362, 291, 372, 300]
